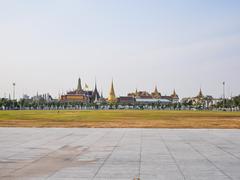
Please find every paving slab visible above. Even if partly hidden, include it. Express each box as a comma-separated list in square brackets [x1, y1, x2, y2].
[0, 128, 240, 180]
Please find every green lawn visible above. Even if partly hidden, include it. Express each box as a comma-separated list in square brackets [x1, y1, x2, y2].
[0, 110, 240, 128]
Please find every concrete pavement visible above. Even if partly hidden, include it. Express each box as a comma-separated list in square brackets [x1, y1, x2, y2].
[0, 128, 240, 180]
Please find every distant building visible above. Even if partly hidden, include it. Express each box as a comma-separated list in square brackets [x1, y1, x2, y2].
[32, 93, 53, 102]
[118, 96, 135, 105]
[135, 98, 172, 105]
[160, 89, 179, 104]
[193, 88, 205, 104]
[181, 89, 214, 108]
[127, 87, 179, 104]
[97, 92, 106, 104]
[22, 94, 30, 100]
[128, 89, 152, 99]
[171, 89, 179, 103]
[60, 78, 100, 103]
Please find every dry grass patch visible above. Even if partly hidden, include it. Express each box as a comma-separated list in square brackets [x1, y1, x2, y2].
[0, 110, 240, 128]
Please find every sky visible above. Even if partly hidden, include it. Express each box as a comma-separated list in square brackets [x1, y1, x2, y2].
[0, 0, 240, 99]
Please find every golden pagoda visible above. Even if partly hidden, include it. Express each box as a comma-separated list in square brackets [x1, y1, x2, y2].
[108, 80, 117, 103]
[151, 86, 161, 98]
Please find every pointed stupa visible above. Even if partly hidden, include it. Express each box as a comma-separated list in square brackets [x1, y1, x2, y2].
[93, 79, 100, 100]
[94, 80, 97, 92]
[108, 80, 117, 102]
[197, 88, 203, 98]
[77, 78, 83, 91]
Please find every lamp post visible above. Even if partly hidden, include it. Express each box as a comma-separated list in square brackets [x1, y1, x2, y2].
[13, 83, 16, 100]
[13, 83, 16, 109]
[223, 81, 225, 108]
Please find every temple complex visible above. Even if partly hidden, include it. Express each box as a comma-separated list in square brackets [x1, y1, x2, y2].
[60, 78, 180, 105]
[181, 88, 215, 108]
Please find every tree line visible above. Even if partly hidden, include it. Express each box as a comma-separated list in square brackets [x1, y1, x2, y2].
[0, 95, 240, 110]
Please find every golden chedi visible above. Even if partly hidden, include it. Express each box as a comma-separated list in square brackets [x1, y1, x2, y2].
[108, 80, 117, 103]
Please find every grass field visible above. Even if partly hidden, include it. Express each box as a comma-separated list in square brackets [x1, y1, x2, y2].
[0, 110, 240, 128]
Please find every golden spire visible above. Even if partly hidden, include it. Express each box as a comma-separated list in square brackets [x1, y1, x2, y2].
[151, 85, 161, 98]
[108, 80, 117, 102]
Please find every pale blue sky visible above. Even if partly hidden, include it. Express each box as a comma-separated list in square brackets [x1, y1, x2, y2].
[0, 0, 240, 99]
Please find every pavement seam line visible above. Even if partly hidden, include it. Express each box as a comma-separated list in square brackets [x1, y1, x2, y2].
[184, 138, 233, 180]
[138, 129, 143, 179]
[46, 129, 113, 179]
[92, 129, 127, 180]
[160, 134, 187, 180]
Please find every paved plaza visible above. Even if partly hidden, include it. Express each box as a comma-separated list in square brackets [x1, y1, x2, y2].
[0, 128, 240, 180]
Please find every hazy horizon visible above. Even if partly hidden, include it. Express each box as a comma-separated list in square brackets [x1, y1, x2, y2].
[0, 0, 240, 99]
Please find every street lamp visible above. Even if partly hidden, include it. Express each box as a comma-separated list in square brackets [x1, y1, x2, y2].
[223, 81, 225, 108]
[13, 83, 16, 109]
[13, 83, 16, 100]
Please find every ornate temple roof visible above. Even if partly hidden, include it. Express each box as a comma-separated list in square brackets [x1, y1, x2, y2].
[151, 86, 161, 98]
[171, 89, 179, 98]
[67, 78, 85, 95]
